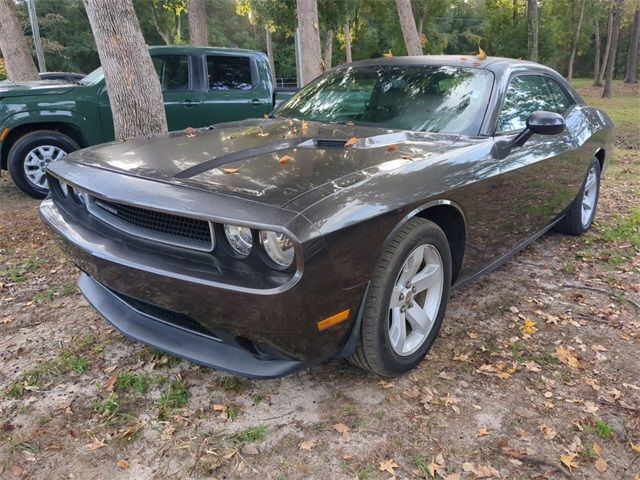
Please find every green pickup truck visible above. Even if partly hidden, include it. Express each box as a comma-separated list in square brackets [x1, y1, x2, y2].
[0, 46, 295, 198]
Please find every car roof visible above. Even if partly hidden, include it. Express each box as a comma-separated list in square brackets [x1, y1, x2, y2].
[148, 45, 261, 57]
[347, 55, 558, 76]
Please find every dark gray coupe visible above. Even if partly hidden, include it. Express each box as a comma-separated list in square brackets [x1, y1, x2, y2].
[40, 56, 614, 378]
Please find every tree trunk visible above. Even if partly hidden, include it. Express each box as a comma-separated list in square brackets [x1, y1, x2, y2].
[188, 0, 208, 46]
[395, 0, 422, 56]
[624, 7, 640, 83]
[602, 0, 624, 98]
[296, 0, 323, 86]
[344, 22, 352, 63]
[265, 25, 276, 82]
[0, 0, 39, 82]
[599, 9, 613, 84]
[527, 0, 539, 62]
[323, 29, 333, 71]
[567, 0, 586, 81]
[83, 0, 168, 140]
[593, 17, 602, 86]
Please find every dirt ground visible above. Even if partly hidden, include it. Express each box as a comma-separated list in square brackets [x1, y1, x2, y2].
[1, 82, 639, 480]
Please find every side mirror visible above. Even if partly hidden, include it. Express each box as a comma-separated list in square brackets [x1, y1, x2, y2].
[511, 111, 565, 149]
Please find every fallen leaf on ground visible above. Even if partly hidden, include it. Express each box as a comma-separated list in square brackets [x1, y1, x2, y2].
[428, 453, 445, 476]
[10, 465, 23, 477]
[116, 459, 129, 469]
[379, 459, 399, 475]
[591, 344, 608, 352]
[278, 154, 294, 165]
[556, 346, 580, 369]
[520, 318, 537, 335]
[299, 439, 317, 451]
[476, 427, 491, 438]
[467, 331, 479, 339]
[445, 474, 461, 480]
[630, 442, 640, 453]
[378, 380, 395, 389]
[86, 438, 106, 451]
[333, 423, 350, 442]
[105, 376, 117, 392]
[560, 453, 578, 471]
[595, 457, 608, 473]
[344, 137, 359, 147]
[539, 424, 557, 440]
[593, 442, 602, 456]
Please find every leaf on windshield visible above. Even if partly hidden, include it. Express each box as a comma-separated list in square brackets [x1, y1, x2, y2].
[222, 167, 240, 174]
[278, 154, 294, 165]
[345, 137, 359, 147]
[476, 47, 488, 60]
[184, 127, 197, 138]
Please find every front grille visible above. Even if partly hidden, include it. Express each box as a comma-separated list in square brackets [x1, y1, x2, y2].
[111, 289, 221, 341]
[315, 138, 348, 148]
[87, 197, 214, 252]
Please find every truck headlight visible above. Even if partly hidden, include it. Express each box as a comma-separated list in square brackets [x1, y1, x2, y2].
[259, 230, 294, 267]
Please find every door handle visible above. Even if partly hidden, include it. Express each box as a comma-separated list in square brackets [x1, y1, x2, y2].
[248, 98, 263, 106]
[181, 100, 200, 108]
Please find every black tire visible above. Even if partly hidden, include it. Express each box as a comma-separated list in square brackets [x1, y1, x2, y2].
[350, 218, 452, 377]
[7, 130, 79, 199]
[554, 157, 601, 235]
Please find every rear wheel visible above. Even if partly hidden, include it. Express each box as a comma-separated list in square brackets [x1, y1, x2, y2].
[7, 130, 79, 199]
[554, 157, 601, 235]
[350, 218, 452, 377]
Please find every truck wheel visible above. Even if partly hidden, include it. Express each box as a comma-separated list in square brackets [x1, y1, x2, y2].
[349, 218, 452, 377]
[7, 130, 79, 199]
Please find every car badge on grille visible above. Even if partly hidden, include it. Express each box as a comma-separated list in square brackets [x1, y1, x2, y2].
[95, 199, 119, 216]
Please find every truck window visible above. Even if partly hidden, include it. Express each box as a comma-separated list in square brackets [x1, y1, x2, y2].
[207, 56, 253, 91]
[153, 55, 189, 91]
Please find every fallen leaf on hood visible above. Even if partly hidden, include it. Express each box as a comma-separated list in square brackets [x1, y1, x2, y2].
[116, 459, 129, 469]
[344, 137, 359, 147]
[299, 439, 317, 451]
[379, 459, 399, 475]
[86, 438, 107, 451]
[278, 154, 294, 165]
[222, 168, 240, 174]
[560, 453, 578, 471]
[476, 47, 488, 60]
[387, 144, 398, 152]
[184, 127, 197, 138]
[595, 457, 608, 473]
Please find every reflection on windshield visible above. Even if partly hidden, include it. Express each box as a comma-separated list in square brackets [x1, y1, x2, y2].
[79, 67, 104, 86]
[276, 65, 493, 134]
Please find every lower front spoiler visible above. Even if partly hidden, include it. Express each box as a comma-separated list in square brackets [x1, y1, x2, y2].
[79, 273, 316, 379]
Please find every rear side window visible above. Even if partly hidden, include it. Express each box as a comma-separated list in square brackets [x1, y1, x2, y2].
[207, 56, 253, 91]
[498, 75, 571, 133]
[153, 55, 189, 91]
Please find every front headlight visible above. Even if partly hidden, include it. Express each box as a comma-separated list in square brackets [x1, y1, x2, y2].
[71, 187, 87, 205]
[59, 181, 69, 197]
[259, 230, 294, 267]
[224, 224, 253, 256]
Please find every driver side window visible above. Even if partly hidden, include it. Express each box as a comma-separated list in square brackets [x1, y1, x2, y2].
[497, 75, 571, 133]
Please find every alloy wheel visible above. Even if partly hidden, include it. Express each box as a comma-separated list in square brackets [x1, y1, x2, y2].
[388, 243, 444, 356]
[581, 164, 598, 228]
[23, 145, 67, 190]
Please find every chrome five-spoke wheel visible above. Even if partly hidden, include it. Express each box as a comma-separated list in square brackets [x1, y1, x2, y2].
[389, 244, 444, 356]
[23, 145, 67, 190]
[581, 164, 598, 228]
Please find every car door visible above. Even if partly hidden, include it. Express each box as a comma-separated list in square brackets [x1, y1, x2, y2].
[484, 73, 580, 262]
[197, 54, 272, 124]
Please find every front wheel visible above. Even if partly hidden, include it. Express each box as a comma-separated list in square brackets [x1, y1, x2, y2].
[7, 130, 79, 199]
[350, 218, 452, 377]
[554, 157, 601, 235]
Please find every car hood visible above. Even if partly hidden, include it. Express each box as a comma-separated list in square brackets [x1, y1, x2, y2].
[67, 118, 461, 208]
[0, 80, 76, 98]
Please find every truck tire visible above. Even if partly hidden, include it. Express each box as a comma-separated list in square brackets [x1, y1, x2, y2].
[7, 130, 80, 199]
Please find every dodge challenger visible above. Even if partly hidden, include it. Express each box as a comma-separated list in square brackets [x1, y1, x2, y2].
[39, 56, 615, 378]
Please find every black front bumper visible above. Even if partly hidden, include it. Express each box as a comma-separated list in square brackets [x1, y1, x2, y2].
[39, 193, 367, 378]
[78, 273, 315, 378]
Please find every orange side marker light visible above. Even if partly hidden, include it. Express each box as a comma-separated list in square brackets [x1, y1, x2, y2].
[0, 128, 10, 142]
[317, 309, 350, 331]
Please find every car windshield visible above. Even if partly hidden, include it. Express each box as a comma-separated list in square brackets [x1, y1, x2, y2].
[79, 67, 104, 86]
[275, 65, 493, 134]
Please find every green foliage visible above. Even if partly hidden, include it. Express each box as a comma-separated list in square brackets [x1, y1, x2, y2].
[233, 425, 267, 442]
[115, 373, 153, 394]
[594, 420, 615, 439]
[156, 380, 188, 416]
[0, 58, 6, 81]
